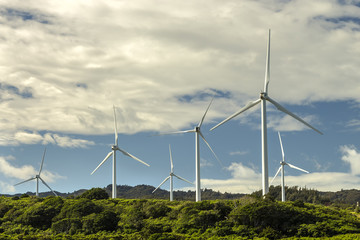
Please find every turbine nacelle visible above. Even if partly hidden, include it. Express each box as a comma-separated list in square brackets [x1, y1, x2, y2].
[260, 92, 268, 99]
[112, 145, 118, 151]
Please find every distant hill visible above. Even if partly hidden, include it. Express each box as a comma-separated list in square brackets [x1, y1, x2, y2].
[3, 184, 360, 205]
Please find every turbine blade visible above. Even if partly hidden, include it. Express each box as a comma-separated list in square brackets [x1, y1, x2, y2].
[266, 96, 323, 135]
[113, 105, 118, 146]
[169, 144, 174, 172]
[39, 147, 47, 175]
[270, 166, 282, 185]
[286, 163, 309, 173]
[211, 98, 261, 131]
[199, 131, 223, 167]
[118, 148, 150, 167]
[39, 177, 58, 196]
[264, 29, 271, 93]
[91, 151, 113, 175]
[278, 132, 285, 161]
[198, 97, 214, 128]
[14, 177, 36, 186]
[156, 129, 195, 136]
[173, 174, 193, 185]
[152, 176, 170, 193]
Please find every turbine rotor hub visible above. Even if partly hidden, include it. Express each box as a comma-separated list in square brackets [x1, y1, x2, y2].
[260, 92, 267, 99]
[112, 145, 118, 150]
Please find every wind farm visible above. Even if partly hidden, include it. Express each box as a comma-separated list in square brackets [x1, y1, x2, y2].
[9, 30, 331, 199]
[2, 1, 360, 238]
[1, 0, 359, 205]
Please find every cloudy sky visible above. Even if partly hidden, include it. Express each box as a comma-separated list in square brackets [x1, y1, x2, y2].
[1, 0, 360, 196]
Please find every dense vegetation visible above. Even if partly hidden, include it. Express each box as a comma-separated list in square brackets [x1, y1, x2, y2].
[0, 188, 360, 239]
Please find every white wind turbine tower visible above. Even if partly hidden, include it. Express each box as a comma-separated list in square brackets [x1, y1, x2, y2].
[152, 144, 193, 201]
[159, 98, 220, 202]
[271, 132, 309, 202]
[211, 29, 322, 196]
[91, 106, 150, 199]
[14, 148, 58, 197]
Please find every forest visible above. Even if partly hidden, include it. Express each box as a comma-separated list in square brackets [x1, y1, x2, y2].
[1, 187, 360, 239]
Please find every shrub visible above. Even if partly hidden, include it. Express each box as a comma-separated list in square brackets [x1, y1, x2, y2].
[78, 188, 109, 200]
[54, 198, 102, 220]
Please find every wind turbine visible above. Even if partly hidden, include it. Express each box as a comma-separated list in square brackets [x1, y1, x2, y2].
[159, 98, 220, 202]
[152, 144, 193, 201]
[14, 148, 58, 197]
[271, 132, 309, 202]
[91, 106, 150, 199]
[211, 29, 322, 196]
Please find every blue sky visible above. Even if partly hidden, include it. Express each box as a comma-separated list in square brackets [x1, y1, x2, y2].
[0, 0, 360, 195]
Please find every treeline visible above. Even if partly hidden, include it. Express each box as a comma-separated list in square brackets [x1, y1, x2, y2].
[0, 188, 360, 239]
[3, 184, 245, 200]
[5, 184, 360, 206]
[253, 186, 360, 207]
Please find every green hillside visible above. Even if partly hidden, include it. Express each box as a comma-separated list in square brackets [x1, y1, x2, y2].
[1, 188, 360, 239]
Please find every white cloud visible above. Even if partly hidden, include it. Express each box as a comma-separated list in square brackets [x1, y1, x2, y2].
[227, 162, 259, 179]
[346, 119, 360, 131]
[229, 150, 248, 156]
[52, 134, 94, 148]
[340, 145, 360, 175]
[268, 114, 320, 133]
[0, 156, 65, 183]
[0, 181, 16, 193]
[0, 157, 36, 180]
[198, 154, 360, 193]
[200, 158, 216, 168]
[0, 131, 94, 148]
[0, 0, 358, 137]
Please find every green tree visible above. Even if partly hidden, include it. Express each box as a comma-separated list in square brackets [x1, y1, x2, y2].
[17, 196, 64, 229]
[78, 188, 109, 200]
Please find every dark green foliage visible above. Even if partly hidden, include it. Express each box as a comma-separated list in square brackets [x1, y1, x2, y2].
[78, 188, 109, 200]
[0, 196, 360, 239]
[20, 194, 30, 199]
[54, 198, 101, 220]
[82, 210, 118, 234]
[17, 196, 64, 229]
[52, 217, 82, 234]
[143, 201, 171, 218]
